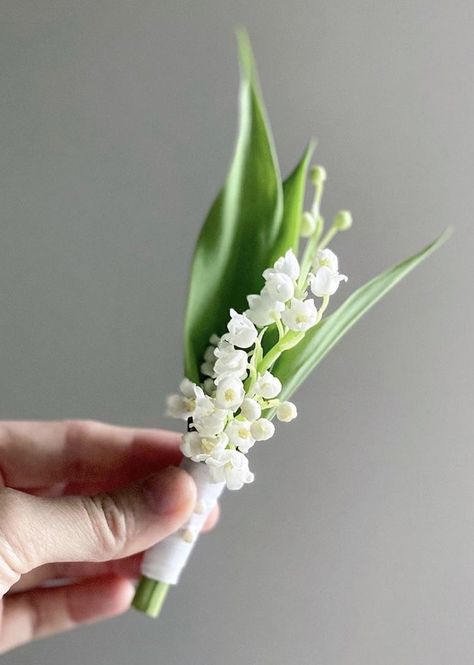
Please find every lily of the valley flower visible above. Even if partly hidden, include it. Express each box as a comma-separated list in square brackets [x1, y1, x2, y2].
[281, 298, 318, 332]
[180, 431, 228, 462]
[193, 391, 228, 436]
[262, 269, 295, 302]
[206, 449, 255, 490]
[214, 376, 245, 411]
[165, 378, 199, 419]
[245, 290, 284, 327]
[276, 401, 298, 422]
[213, 345, 248, 383]
[273, 249, 300, 281]
[225, 419, 255, 453]
[253, 371, 282, 399]
[223, 309, 258, 349]
[240, 397, 261, 422]
[310, 266, 347, 297]
[250, 418, 275, 441]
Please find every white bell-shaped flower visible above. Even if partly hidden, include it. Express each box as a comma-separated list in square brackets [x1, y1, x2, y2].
[250, 418, 275, 441]
[213, 346, 248, 383]
[273, 249, 300, 281]
[281, 298, 318, 331]
[310, 266, 347, 297]
[223, 309, 258, 349]
[254, 371, 282, 399]
[225, 418, 255, 453]
[165, 379, 200, 419]
[276, 400, 298, 422]
[180, 431, 228, 462]
[312, 248, 339, 273]
[206, 449, 255, 490]
[262, 269, 295, 302]
[214, 377, 245, 411]
[245, 290, 285, 328]
[240, 397, 261, 422]
[193, 391, 228, 437]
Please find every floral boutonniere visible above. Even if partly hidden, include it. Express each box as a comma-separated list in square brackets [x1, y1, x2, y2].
[132, 30, 450, 618]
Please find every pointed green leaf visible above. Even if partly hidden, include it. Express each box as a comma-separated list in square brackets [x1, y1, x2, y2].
[184, 30, 283, 382]
[272, 228, 452, 404]
[270, 141, 315, 262]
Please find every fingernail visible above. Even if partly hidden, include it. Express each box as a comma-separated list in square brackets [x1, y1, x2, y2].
[142, 467, 195, 516]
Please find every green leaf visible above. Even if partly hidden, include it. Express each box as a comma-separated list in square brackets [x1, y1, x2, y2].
[272, 228, 452, 405]
[270, 141, 315, 262]
[183, 30, 283, 382]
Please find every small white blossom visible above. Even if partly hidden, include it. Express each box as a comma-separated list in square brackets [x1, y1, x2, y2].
[281, 298, 318, 331]
[166, 379, 200, 419]
[254, 371, 282, 399]
[193, 392, 228, 436]
[245, 290, 285, 328]
[225, 419, 255, 453]
[310, 266, 347, 297]
[181, 431, 228, 462]
[313, 248, 339, 273]
[203, 344, 217, 362]
[206, 449, 255, 490]
[240, 397, 261, 422]
[274, 249, 300, 281]
[250, 418, 275, 441]
[213, 345, 248, 383]
[214, 377, 245, 411]
[262, 269, 295, 302]
[276, 401, 298, 422]
[223, 309, 258, 349]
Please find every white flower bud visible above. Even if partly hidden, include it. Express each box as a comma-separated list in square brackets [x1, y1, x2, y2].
[254, 371, 282, 399]
[276, 401, 298, 422]
[262, 269, 295, 302]
[181, 431, 228, 462]
[225, 309, 258, 349]
[240, 397, 261, 422]
[310, 164, 327, 185]
[300, 211, 317, 237]
[203, 378, 216, 395]
[225, 419, 255, 453]
[250, 418, 275, 441]
[281, 298, 318, 331]
[214, 377, 245, 411]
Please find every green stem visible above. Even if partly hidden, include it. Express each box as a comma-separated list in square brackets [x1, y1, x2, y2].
[132, 577, 170, 618]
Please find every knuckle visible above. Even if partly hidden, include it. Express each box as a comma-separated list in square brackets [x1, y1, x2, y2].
[0, 489, 29, 590]
[80, 493, 131, 558]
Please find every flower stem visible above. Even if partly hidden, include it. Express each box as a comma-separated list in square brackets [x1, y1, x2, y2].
[132, 577, 170, 618]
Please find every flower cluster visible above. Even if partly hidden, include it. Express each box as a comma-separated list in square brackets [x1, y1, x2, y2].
[166, 166, 349, 490]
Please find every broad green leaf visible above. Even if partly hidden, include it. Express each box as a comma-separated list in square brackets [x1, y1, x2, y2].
[184, 30, 283, 382]
[272, 228, 452, 405]
[270, 141, 315, 262]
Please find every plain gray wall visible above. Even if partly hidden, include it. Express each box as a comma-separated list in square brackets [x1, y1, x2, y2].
[1, 1, 473, 664]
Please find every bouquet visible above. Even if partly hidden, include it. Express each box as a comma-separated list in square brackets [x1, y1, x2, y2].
[132, 30, 450, 618]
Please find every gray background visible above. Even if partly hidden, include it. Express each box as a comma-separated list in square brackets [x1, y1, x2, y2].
[1, 1, 473, 664]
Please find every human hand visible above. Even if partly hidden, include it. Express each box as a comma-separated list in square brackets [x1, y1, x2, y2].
[0, 420, 219, 653]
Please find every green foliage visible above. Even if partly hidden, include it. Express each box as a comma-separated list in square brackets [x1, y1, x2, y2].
[183, 30, 310, 382]
[270, 229, 452, 407]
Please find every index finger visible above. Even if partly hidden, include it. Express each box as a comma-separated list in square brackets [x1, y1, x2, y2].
[0, 420, 183, 492]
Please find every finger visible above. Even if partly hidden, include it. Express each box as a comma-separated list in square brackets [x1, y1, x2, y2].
[10, 503, 220, 594]
[0, 576, 134, 654]
[0, 467, 196, 591]
[0, 420, 183, 491]
[8, 553, 143, 595]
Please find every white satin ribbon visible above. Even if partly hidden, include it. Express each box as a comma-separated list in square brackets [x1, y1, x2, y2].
[140, 458, 225, 585]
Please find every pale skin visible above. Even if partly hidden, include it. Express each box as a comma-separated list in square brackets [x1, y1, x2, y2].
[0, 420, 219, 654]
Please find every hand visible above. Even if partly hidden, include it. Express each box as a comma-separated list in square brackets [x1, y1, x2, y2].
[0, 420, 219, 654]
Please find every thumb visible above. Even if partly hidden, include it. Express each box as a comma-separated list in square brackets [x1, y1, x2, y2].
[0, 467, 196, 590]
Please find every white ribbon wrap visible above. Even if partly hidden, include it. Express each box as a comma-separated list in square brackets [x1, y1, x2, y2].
[140, 458, 225, 585]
